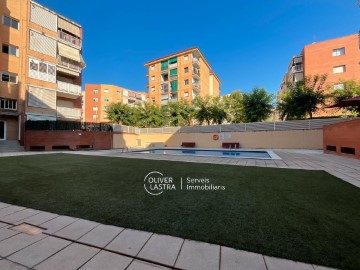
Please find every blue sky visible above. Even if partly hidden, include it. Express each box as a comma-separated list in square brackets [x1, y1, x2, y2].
[39, 0, 359, 95]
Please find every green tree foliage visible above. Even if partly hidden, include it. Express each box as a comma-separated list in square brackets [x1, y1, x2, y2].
[106, 103, 139, 126]
[210, 96, 227, 124]
[242, 87, 274, 122]
[168, 100, 195, 126]
[277, 74, 327, 120]
[223, 90, 245, 123]
[138, 103, 167, 128]
[192, 95, 213, 125]
[332, 80, 360, 116]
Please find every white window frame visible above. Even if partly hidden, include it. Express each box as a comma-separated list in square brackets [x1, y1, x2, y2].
[0, 98, 17, 110]
[2, 16, 19, 30]
[184, 79, 189, 85]
[92, 114, 98, 120]
[93, 106, 98, 111]
[151, 76, 155, 81]
[333, 65, 346, 74]
[104, 89, 109, 93]
[332, 47, 345, 57]
[93, 89, 98, 94]
[184, 92, 189, 97]
[0, 72, 18, 83]
[151, 65, 155, 71]
[2, 44, 19, 57]
[184, 55, 189, 61]
[93, 98, 98, 102]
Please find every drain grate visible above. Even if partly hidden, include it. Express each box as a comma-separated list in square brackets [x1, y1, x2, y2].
[11, 223, 45, 235]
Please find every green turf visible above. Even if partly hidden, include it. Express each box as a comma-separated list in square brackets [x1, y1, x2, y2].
[0, 154, 359, 270]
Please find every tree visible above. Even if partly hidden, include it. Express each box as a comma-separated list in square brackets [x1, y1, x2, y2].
[332, 80, 360, 116]
[168, 100, 195, 126]
[210, 96, 227, 124]
[106, 103, 139, 125]
[242, 87, 273, 122]
[277, 74, 327, 120]
[192, 95, 213, 125]
[138, 103, 166, 128]
[223, 90, 245, 123]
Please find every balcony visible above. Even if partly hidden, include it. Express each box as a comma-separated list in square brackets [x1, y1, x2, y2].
[58, 30, 81, 49]
[161, 100, 168, 105]
[192, 58, 200, 67]
[193, 82, 200, 92]
[161, 94, 168, 100]
[192, 70, 200, 79]
[57, 81, 81, 99]
[161, 83, 169, 93]
[57, 56, 82, 76]
[291, 64, 303, 73]
[169, 63, 178, 69]
[57, 107, 81, 119]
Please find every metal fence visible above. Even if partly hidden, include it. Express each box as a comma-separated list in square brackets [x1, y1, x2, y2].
[25, 120, 112, 132]
[122, 117, 356, 134]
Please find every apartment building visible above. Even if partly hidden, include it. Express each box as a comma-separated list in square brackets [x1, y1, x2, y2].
[0, 0, 84, 143]
[278, 33, 360, 116]
[145, 47, 221, 107]
[84, 84, 147, 122]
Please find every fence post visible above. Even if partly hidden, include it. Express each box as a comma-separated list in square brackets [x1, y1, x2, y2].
[245, 123, 247, 132]
[273, 122, 276, 131]
[219, 125, 222, 133]
[308, 120, 311, 130]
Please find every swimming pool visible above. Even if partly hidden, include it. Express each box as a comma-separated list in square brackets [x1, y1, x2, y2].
[131, 148, 276, 159]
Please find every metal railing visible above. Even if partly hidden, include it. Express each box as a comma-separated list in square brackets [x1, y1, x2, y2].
[57, 81, 81, 96]
[57, 56, 81, 72]
[58, 31, 81, 48]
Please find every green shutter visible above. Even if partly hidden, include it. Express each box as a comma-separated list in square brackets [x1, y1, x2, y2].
[171, 80, 178, 92]
[169, 57, 177, 64]
[170, 68, 178, 77]
[161, 60, 168, 70]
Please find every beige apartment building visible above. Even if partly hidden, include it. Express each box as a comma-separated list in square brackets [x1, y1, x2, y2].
[0, 0, 84, 143]
[145, 47, 221, 108]
[84, 84, 147, 122]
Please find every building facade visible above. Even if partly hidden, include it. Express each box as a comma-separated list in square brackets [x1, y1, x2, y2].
[0, 0, 84, 143]
[84, 84, 147, 122]
[145, 47, 220, 108]
[278, 33, 360, 116]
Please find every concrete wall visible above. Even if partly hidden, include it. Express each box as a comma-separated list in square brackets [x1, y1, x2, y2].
[25, 131, 112, 151]
[323, 119, 360, 159]
[114, 129, 323, 150]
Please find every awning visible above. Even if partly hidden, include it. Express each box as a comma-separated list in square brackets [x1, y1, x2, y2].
[327, 96, 360, 108]
[58, 43, 81, 62]
[58, 17, 80, 37]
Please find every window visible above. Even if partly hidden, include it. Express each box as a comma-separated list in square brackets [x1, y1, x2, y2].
[184, 55, 189, 61]
[334, 83, 344, 90]
[184, 67, 189, 73]
[116, 91, 121, 95]
[151, 87, 155, 92]
[28, 58, 55, 83]
[332, 48, 345, 56]
[169, 57, 177, 64]
[184, 79, 189, 85]
[171, 80, 178, 91]
[161, 60, 168, 71]
[93, 98, 98, 102]
[184, 92, 189, 97]
[152, 98, 155, 103]
[104, 106, 109, 110]
[104, 89, 109, 93]
[2, 16, 19, 29]
[2, 44, 18, 56]
[93, 89, 98, 94]
[0, 72, 17, 83]
[170, 68, 178, 77]
[151, 65, 155, 71]
[333, 65, 346, 74]
[93, 106, 98, 111]
[151, 76, 155, 81]
[0, 98, 17, 110]
[104, 98, 109, 102]
[104, 114, 108, 119]
[39, 62, 47, 73]
[92, 115, 98, 120]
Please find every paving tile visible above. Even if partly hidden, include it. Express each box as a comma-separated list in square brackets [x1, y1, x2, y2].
[106, 229, 152, 256]
[54, 219, 99, 240]
[0, 259, 28, 270]
[78, 224, 123, 248]
[34, 243, 99, 270]
[0, 208, 40, 224]
[79, 250, 132, 270]
[8, 236, 71, 268]
[0, 206, 26, 218]
[0, 222, 9, 229]
[0, 202, 10, 209]
[264, 256, 315, 270]
[0, 226, 19, 241]
[17, 211, 58, 226]
[175, 240, 220, 270]
[127, 260, 171, 270]
[40, 215, 78, 234]
[138, 234, 183, 266]
[220, 246, 266, 270]
[0, 232, 46, 257]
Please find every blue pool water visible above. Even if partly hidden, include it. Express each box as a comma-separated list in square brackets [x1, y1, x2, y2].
[131, 148, 271, 159]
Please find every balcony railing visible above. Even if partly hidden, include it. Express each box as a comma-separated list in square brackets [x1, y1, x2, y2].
[58, 31, 81, 48]
[161, 100, 168, 105]
[57, 107, 81, 119]
[57, 56, 81, 72]
[193, 58, 200, 66]
[291, 64, 303, 73]
[192, 70, 200, 78]
[169, 63, 178, 69]
[57, 81, 81, 96]
[161, 94, 168, 100]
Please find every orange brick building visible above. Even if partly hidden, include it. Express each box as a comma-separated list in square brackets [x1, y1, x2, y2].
[145, 47, 221, 108]
[279, 33, 360, 117]
[84, 84, 147, 122]
[0, 0, 84, 144]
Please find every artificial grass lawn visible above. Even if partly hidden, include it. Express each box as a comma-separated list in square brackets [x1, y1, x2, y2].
[0, 154, 359, 270]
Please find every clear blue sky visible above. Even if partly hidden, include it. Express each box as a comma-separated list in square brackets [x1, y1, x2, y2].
[39, 0, 359, 95]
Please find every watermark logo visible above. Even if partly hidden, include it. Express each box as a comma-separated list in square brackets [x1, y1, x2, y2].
[143, 171, 176, 196]
[144, 171, 225, 195]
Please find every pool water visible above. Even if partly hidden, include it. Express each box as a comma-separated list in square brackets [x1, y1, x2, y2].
[131, 148, 271, 159]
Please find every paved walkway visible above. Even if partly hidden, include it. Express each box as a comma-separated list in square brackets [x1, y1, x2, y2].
[0, 202, 335, 270]
[0, 149, 357, 269]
